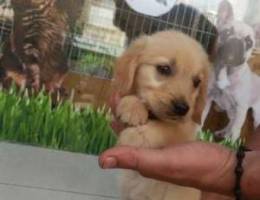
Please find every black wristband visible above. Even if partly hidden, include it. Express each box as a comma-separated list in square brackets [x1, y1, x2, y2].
[234, 146, 251, 200]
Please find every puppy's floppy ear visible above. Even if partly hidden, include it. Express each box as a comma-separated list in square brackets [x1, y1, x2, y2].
[192, 60, 210, 124]
[113, 36, 148, 96]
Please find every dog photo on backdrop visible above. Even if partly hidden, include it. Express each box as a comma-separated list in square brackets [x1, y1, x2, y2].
[202, 0, 260, 141]
[0, 0, 84, 93]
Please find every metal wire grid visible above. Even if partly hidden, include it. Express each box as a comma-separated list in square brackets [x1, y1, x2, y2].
[113, 0, 217, 53]
[0, 3, 13, 53]
[115, 2, 216, 36]
[61, 0, 126, 79]
[0, 0, 219, 80]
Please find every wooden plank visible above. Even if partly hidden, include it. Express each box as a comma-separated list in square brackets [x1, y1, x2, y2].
[0, 143, 120, 199]
[63, 72, 112, 108]
[0, 184, 118, 200]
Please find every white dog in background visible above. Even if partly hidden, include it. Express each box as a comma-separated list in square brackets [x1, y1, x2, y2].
[202, 20, 260, 141]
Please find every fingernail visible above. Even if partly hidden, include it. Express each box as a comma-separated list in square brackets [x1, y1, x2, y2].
[102, 157, 117, 169]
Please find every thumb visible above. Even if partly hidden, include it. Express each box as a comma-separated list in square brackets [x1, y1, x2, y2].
[99, 146, 173, 180]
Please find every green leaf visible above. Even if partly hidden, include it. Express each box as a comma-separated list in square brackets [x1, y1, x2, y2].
[198, 130, 242, 150]
[0, 85, 115, 155]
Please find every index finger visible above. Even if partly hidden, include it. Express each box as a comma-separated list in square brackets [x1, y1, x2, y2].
[98, 146, 174, 182]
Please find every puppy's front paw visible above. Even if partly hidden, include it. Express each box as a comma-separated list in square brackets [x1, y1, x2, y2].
[214, 129, 226, 140]
[215, 126, 231, 140]
[116, 96, 148, 126]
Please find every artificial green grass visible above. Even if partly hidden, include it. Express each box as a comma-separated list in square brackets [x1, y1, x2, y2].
[0, 87, 116, 155]
[0, 85, 243, 154]
[197, 130, 242, 150]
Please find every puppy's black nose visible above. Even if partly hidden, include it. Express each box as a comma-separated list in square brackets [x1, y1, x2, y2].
[172, 101, 190, 116]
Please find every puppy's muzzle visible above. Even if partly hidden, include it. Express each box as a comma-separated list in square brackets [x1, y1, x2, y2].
[218, 37, 245, 66]
[171, 100, 190, 117]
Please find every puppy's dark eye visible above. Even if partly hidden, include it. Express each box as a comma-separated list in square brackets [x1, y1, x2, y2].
[193, 77, 201, 88]
[245, 35, 253, 50]
[156, 64, 172, 76]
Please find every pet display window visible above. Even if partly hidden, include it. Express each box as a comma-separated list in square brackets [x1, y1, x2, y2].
[0, 1, 260, 199]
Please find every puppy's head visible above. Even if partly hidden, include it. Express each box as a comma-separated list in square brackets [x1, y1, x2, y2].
[217, 21, 255, 67]
[114, 31, 210, 124]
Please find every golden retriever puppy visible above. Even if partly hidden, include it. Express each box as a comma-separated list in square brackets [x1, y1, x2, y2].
[113, 31, 211, 200]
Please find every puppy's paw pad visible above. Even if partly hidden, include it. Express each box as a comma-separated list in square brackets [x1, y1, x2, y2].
[215, 129, 228, 139]
[116, 96, 148, 126]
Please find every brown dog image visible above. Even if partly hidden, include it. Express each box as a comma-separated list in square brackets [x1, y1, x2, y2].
[113, 31, 210, 200]
[0, 0, 84, 92]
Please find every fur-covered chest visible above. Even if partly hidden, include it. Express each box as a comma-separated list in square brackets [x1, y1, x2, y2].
[218, 65, 250, 89]
[210, 65, 252, 109]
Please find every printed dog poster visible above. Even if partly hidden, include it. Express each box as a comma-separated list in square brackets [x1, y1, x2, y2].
[202, 0, 260, 141]
[0, 0, 259, 153]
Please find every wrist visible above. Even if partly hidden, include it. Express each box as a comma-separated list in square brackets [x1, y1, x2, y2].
[205, 148, 237, 195]
[241, 151, 260, 200]
[207, 149, 260, 199]
[174, 143, 237, 195]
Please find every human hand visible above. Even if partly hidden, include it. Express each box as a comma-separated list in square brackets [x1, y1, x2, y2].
[99, 142, 236, 196]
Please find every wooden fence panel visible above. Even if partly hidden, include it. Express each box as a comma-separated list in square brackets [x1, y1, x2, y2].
[63, 72, 112, 108]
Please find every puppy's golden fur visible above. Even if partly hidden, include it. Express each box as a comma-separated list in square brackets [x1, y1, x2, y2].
[113, 31, 211, 200]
